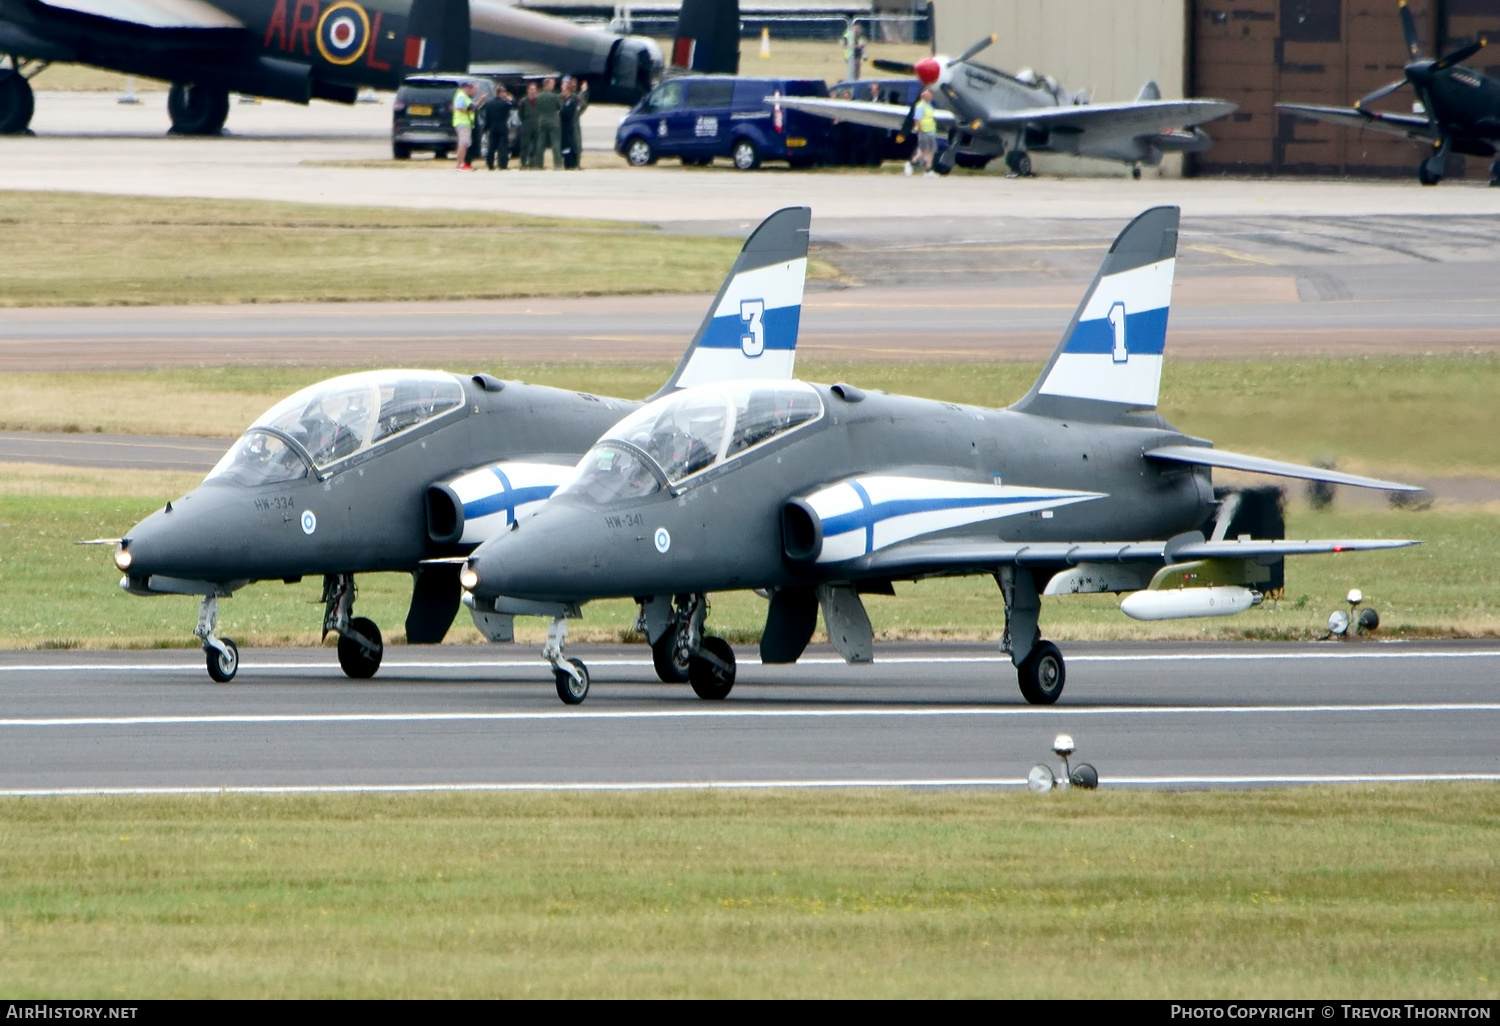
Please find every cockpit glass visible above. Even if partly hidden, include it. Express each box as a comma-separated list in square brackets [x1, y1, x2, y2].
[206, 431, 308, 487]
[208, 371, 464, 483]
[557, 381, 823, 504]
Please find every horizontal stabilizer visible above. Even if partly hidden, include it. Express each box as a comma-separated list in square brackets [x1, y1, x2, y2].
[1145, 446, 1422, 492]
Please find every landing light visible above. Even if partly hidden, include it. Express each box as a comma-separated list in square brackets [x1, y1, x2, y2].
[113, 546, 132, 572]
[459, 565, 479, 591]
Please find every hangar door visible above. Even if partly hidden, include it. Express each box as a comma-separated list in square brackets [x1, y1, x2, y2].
[1192, 0, 1498, 179]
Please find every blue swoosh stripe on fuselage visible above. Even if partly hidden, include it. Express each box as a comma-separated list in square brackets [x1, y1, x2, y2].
[1063, 306, 1169, 356]
[463, 484, 557, 521]
[820, 493, 1052, 539]
[695, 304, 802, 351]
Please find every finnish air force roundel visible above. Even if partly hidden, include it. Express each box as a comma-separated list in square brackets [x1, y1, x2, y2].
[317, 2, 371, 66]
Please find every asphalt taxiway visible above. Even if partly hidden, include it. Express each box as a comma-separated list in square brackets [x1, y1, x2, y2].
[0, 642, 1495, 793]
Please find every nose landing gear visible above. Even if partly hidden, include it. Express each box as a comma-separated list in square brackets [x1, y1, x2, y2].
[196, 595, 239, 683]
[543, 615, 590, 704]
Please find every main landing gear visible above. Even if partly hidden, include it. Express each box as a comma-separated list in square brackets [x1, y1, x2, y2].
[999, 567, 1065, 705]
[0, 57, 38, 135]
[637, 594, 738, 700]
[167, 82, 230, 136]
[323, 573, 383, 679]
[1490, 158, 1500, 188]
[1004, 149, 1033, 177]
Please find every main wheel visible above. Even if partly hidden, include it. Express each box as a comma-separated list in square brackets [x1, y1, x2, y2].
[1017, 640, 1065, 705]
[337, 617, 383, 679]
[0, 70, 35, 134]
[167, 83, 230, 136]
[1417, 160, 1442, 186]
[205, 638, 239, 683]
[1489, 159, 1500, 186]
[625, 136, 654, 166]
[555, 658, 590, 704]
[1005, 150, 1032, 176]
[731, 138, 760, 171]
[651, 632, 690, 683]
[689, 636, 736, 700]
[1132, 166, 1142, 180]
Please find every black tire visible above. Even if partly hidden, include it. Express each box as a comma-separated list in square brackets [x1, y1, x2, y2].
[337, 616, 383, 679]
[689, 636, 736, 700]
[651, 632, 690, 683]
[1417, 161, 1442, 186]
[1132, 166, 1142, 180]
[954, 153, 992, 170]
[1015, 151, 1033, 177]
[167, 83, 230, 136]
[1017, 640, 1065, 705]
[624, 136, 654, 167]
[0, 71, 35, 135]
[392, 142, 412, 160]
[1489, 159, 1499, 186]
[731, 138, 760, 171]
[205, 639, 239, 683]
[555, 658, 590, 704]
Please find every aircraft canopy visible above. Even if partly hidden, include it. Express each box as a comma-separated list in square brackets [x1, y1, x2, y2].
[559, 380, 823, 503]
[207, 371, 465, 486]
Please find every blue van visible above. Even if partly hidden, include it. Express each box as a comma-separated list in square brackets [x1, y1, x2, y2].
[615, 75, 831, 170]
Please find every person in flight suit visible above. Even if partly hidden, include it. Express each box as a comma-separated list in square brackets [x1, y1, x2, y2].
[480, 85, 514, 170]
[532, 76, 564, 170]
[517, 81, 540, 168]
[559, 77, 589, 170]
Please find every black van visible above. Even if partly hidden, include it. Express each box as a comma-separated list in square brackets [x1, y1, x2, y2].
[392, 74, 494, 160]
[615, 75, 831, 170]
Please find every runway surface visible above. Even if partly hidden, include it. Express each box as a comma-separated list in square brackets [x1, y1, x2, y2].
[1, 642, 1496, 794]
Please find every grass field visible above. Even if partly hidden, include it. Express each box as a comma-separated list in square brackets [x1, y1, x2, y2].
[5, 355, 1499, 480]
[0, 193, 765, 307]
[0, 786, 1493, 998]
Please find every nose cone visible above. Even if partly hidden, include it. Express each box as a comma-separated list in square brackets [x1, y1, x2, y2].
[122, 485, 256, 582]
[915, 57, 942, 85]
[467, 503, 620, 604]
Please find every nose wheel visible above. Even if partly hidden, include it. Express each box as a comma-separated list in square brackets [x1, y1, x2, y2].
[554, 658, 590, 704]
[205, 637, 239, 683]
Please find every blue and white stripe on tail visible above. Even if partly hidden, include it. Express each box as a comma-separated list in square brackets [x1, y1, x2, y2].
[652, 206, 810, 397]
[1013, 206, 1179, 417]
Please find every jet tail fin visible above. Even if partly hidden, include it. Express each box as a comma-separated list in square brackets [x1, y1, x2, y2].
[1137, 80, 1162, 102]
[1010, 205, 1178, 420]
[651, 206, 810, 398]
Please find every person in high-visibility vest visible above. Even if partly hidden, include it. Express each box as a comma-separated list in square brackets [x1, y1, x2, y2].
[840, 22, 865, 80]
[451, 81, 477, 171]
[906, 88, 938, 177]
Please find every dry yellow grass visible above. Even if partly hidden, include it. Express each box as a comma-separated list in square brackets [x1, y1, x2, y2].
[0, 462, 200, 500]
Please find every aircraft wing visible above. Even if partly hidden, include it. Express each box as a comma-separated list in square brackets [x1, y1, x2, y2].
[36, 0, 244, 30]
[1275, 103, 1440, 142]
[769, 96, 956, 133]
[988, 99, 1237, 135]
[847, 535, 1417, 577]
[1145, 446, 1423, 492]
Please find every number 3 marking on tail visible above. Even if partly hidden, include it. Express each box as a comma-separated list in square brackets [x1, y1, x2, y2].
[1108, 302, 1127, 363]
[740, 299, 765, 357]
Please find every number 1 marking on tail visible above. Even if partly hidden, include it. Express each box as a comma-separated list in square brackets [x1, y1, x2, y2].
[1108, 302, 1127, 363]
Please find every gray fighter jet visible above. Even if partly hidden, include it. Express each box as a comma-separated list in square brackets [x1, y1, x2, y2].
[108, 206, 810, 683]
[770, 35, 1237, 177]
[462, 206, 1420, 706]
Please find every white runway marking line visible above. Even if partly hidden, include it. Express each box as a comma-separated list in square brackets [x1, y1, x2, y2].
[1, 773, 1497, 797]
[2, 703, 1498, 728]
[2, 649, 1500, 674]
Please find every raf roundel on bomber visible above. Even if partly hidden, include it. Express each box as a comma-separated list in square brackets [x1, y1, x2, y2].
[105, 207, 812, 685]
[462, 206, 1422, 706]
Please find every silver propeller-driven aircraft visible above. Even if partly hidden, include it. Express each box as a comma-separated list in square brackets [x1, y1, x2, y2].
[107, 207, 811, 683]
[461, 206, 1420, 706]
[769, 35, 1237, 177]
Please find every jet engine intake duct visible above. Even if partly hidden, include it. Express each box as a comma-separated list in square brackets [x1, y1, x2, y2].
[426, 483, 465, 546]
[781, 499, 822, 563]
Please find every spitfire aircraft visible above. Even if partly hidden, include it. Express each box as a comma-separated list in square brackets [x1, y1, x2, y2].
[107, 206, 810, 683]
[769, 35, 1237, 177]
[0, 0, 670, 136]
[461, 206, 1420, 706]
[1276, 1, 1498, 186]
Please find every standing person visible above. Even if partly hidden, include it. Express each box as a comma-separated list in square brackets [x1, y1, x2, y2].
[906, 87, 938, 178]
[480, 85, 514, 170]
[559, 77, 589, 170]
[451, 80, 477, 171]
[534, 76, 563, 170]
[517, 81, 539, 168]
[840, 22, 865, 80]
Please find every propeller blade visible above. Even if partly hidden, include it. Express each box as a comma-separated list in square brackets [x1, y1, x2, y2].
[1434, 37, 1486, 70]
[872, 58, 916, 75]
[955, 33, 998, 65]
[1354, 77, 1409, 109]
[1399, 0, 1422, 59]
[898, 98, 917, 141]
